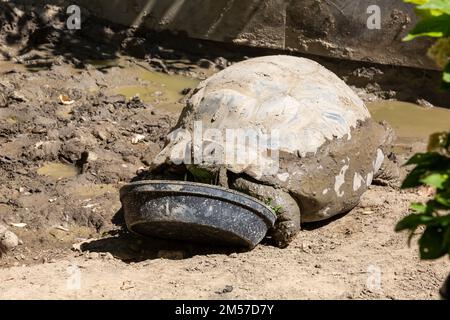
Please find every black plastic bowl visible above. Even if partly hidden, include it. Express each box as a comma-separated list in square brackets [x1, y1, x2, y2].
[119, 180, 276, 248]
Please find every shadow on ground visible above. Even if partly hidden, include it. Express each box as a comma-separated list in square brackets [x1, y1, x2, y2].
[80, 208, 252, 262]
[80, 229, 249, 263]
[301, 211, 351, 231]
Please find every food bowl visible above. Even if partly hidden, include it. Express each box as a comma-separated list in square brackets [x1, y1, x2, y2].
[120, 180, 276, 248]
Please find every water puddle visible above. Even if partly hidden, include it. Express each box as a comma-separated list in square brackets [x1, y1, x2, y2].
[37, 162, 79, 180]
[83, 57, 200, 113]
[112, 67, 200, 113]
[367, 101, 450, 141]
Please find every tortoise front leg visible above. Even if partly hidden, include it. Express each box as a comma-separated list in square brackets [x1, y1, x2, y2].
[230, 176, 301, 248]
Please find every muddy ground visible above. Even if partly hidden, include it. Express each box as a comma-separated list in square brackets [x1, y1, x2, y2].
[0, 3, 449, 299]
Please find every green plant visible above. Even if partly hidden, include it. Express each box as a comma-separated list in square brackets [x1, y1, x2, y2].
[395, 132, 450, 259]
[404, 0, 450, 89]
[397, 1, 450, 298]
[397, 1, 450, 259]
[265, 198, 283, 215]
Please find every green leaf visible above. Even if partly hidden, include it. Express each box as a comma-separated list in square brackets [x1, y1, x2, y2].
[405, 0, 430, 4]
[418, 0, 450, 15]
[395, 213, 434, 231]
[436, 191, 450, 207]
[419, 225, 448, 259]
[421, 172, 448, 188]
[401, 167, 426, 188]
[404, 152, 443, 166]
[404, 153, 427, 165]
[410, 202, 429, 213]
[403, 14, 450, 40]
[402, 151, 450, 189]
[443, 62, 450, 86]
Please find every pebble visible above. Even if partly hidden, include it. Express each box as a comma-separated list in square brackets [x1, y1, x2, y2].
[214, 57, 228, 69]
[131, 134, 145, 144]
[10, 91, 27, 102]
[223, 285, 233, 293]
[416, 98, 434, 109]
[217, 285, 233, 294]
[1, 230, 20, 251]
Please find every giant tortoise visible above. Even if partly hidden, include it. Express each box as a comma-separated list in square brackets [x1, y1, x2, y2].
[151, 55, 397, 247]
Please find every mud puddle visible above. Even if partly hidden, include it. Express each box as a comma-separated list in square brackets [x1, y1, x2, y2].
[37, 162, 79, 180]
[367, 101, 450, 147]
[111, 66, 199, 113]
[85, 58, 200, 113]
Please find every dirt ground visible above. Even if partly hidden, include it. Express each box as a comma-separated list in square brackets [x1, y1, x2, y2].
[0, 186, 448, 300]
[0, 3, 449, 300]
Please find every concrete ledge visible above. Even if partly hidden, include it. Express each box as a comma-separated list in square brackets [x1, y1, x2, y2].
[13, 0, 438, 69]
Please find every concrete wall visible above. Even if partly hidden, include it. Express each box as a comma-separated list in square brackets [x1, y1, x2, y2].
[14, 0, 437, 69]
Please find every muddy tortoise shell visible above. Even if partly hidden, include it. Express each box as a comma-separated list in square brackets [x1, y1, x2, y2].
[154, 55, 390, 222]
